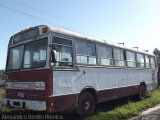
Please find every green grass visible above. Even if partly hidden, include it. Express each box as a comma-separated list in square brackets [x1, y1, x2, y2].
[0, 88, 4, 100]
[0, 87, 11, 112]
[85, 88, 160, 120]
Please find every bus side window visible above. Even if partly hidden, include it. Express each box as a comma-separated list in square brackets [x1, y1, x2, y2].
[145, 55, 150, 68]
[76, 39, 87, 64]
[150, 57, 155, 68]
[97, 44, 113, 65]
[76, 39, 96, 64]
[126, 51, 136, 67]
[52, 37, 73, 67]
[137, 53, 145, 68]
[114, 48, 125, 66]
[86, 42, 96, 64]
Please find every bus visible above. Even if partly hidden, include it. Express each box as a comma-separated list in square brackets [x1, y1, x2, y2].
[4, 25, 157, 116]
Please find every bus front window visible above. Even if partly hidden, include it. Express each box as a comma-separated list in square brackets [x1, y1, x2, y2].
[7, 45, 24, 70]
[23, 38, 48, 69]
[53, 45, 73, 67]
[52, 37, 73, 67]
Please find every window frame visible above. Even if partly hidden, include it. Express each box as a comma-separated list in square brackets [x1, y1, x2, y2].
[6, 37, 49, 71]
[52, 36, 74, 68]
[76, 39, 97, 65]
[126, 51, 136, 67]
[6, 44, 25, 71]
[145, 55, 150, 68]
[23, 38, 48, 69]
[97, 44, 113, 66]
[136, 53, 145, 68]
[113, 48, 126, 66]
[150, 56, 155, 68]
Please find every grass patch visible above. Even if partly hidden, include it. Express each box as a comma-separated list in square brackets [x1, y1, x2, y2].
[0, 87, 11, 112]
[85, 88, 160, 120]
[0, 87, 4, 100]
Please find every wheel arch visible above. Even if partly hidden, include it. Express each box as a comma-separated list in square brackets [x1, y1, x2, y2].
[78, 86, 98, 103]
[140, 82, 146, 89]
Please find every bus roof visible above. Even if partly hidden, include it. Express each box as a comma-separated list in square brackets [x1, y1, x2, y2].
[11, 25, 155, 56]
[48, 25, 154, 56]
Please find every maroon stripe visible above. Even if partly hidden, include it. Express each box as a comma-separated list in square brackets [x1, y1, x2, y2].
[49, 85, 139, 112]
[6, 89, 45, 100]
[97, 85, 139, 103]
[52, 94, 78, 112]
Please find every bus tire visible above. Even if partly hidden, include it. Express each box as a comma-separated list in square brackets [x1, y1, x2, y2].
[139, 84, 146, 100]
[77, 91, 95, 117]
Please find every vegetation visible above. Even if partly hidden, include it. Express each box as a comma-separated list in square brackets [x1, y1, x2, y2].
[0, 88, 10, 112]
[0, 70, 6, 81]
[0, 88, 4, 100]
[154, 48, 160, 67]
[85, 88, 160, 120]
[0, 70, 4, 75]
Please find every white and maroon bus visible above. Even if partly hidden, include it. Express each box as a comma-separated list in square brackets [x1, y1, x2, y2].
[4, 25, 157, 116]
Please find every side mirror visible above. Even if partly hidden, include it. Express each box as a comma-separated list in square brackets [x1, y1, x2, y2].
[50, 50, 57, 67]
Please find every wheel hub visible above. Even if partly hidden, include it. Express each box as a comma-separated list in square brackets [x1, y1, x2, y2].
[84, 102, 90, 110]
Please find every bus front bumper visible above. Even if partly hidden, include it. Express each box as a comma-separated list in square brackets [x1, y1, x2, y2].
[3, 98, 46, 111]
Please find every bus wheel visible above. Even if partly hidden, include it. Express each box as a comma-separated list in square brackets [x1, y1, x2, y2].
[139, 84, 146, 100]
[77, 92, 95, 117]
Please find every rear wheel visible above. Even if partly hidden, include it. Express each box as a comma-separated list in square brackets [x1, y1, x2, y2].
[139, 84, 146, 100]
[77, 92, 95, 117]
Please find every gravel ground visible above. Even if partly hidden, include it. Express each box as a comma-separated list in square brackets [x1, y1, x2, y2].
[129, 106, 160, 120]
[139, 109, 160, 120]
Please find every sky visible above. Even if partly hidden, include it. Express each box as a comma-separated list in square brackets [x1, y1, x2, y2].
[0, 0, 160, 69]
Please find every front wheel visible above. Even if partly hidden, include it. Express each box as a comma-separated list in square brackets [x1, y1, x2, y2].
[77, 92, 96, 117]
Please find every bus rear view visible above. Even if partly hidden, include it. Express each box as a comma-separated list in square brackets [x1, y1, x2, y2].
[4, 25, 53, 112]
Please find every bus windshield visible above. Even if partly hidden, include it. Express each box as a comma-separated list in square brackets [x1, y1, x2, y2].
[23, 39, 48, 69]
[6, 37, 48, 71]
[7, 45, 24, 70]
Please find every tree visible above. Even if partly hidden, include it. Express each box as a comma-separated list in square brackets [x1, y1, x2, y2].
[0, 70, 5, 80]
[153, 48, 160, 67]
[153, 48, 160, 86]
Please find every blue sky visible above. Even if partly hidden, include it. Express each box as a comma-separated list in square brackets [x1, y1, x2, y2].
[0, 0, 160, 69]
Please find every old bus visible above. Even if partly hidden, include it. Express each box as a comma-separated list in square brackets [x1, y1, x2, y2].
[4, 25, 157, 116]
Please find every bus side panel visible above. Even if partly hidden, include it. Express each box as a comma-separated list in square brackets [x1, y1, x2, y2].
[52, 94, 79, 112]
[52, 69, 85, 111]
[52, 67, 157, 111]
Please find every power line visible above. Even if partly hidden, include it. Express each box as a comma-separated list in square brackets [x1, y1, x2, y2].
[0, 3, 91, 39]
[0, 2, 103, 43]
[0, 3, 58, 26]
[10, 0, 88, 29]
